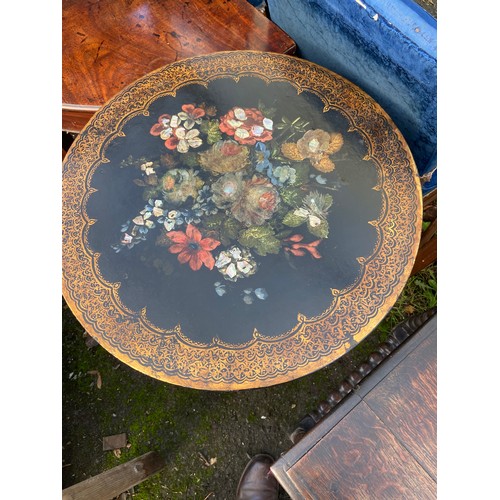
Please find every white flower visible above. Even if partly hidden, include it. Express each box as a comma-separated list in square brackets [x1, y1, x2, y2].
[215, 246, 258, 282]
[141, 161, 155, 175]
[174, 127, 203, 153]
[308, 215, 322, 227]
[151, 199, 164, 217]
[215, 252, 232, 268]
[237, 260, 253, 274]
[262, 118, 273, 130]
[251, 125, 264, 137]
[177, 111, 203, 130]
[160, 127, 173, 140]
[294, 208, 310, 218]
[229, 247, 242, 260]
[234, 108, 247, 120]
[234, 128, 250, 140]
[226, 263, 237, 279]
[170, 115, 181, 128]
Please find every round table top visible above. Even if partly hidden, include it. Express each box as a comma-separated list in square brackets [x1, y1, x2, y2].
[62, 51, 422, 390]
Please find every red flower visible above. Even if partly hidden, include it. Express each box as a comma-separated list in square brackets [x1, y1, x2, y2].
[178, 104, 205, 129]
[219, 107, 273, 145]
[150, 114, 172, 137]
[284, 236, 322, 259]
[166, 224, 221, 271]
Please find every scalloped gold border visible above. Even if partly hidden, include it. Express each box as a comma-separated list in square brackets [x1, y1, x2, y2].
[62, 51, 422, 390]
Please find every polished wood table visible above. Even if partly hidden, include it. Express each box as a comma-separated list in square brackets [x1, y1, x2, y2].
[62, 0, 296, 133]
[272, 313, 437, 498]
[62, 51, 422, 390]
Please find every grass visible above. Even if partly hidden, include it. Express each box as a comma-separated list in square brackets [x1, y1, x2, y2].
[62, 263, 437, 499]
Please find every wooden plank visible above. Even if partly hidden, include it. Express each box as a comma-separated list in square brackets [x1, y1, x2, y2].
[62, 451, 165, 500]
[365, 328, 437, 479]
[284, 402, 436, 499]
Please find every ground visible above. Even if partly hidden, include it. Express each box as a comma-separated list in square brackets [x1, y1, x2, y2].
[62, 265, 436, 499]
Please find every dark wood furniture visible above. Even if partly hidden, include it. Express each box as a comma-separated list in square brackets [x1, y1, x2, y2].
[272, 310, 437, 499]
[62, 0, 296, 133]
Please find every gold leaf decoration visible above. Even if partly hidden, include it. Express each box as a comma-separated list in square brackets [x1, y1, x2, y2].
[326, 132, 344, 154]
[281, 143, 305, 161]
[312, 156, 335, 173]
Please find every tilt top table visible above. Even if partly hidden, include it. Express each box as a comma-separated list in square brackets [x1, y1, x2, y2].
[62, 0, 296, 133]
[62, 51, 422, 390]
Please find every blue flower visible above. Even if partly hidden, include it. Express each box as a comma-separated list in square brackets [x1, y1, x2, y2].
[112, 219, 148, 252]
[269, 164, 297, 186]
[254, 142, 272, 174]
[193, 185, 219, 215]
[177, 207, 203, 225]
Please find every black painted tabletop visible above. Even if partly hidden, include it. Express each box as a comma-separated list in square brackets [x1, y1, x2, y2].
[63, 52, 421, 389]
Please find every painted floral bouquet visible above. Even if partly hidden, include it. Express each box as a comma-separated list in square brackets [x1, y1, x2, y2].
[112, 101, 344, 298]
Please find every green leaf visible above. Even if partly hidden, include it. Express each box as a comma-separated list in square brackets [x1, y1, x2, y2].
[275, 229, 293, 240]
[238, 225, 281, 256]
[258, 100, 277, 118]
[143, 185, 162, 201]
[282, 210, 307, 227]
[280, 187, 306, 208]
[307, 219, 329, 239]
[180, 152, 200, 168]
[290, 163, 310, 186]
[220, 218, 242, 246]
[200, 119, 222, 145]
[203, 213, 226, 230]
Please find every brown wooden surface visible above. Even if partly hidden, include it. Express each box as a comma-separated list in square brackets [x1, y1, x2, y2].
[365, 329, 437, 479]
[412, 189, 437, 275]
[62, 0, 296, 133]
[62, 451, 165, 500]
[272, 315, 437, 499]
[286, 402, 436, 499]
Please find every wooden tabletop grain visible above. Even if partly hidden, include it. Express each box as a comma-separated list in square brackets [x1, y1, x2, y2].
[62, 0, 296, 132]
[272, 314, 437, 499]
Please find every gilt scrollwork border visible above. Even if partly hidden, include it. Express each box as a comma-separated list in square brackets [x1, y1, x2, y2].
[62, 51, 422, 390]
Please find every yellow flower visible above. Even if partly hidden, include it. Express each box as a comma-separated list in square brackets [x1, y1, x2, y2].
[281, 129, 344, 173]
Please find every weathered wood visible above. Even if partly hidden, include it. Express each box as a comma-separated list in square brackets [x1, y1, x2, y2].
[289, 308, 436, 444]
[272, 311, 437, 499]
[286, 403, 436, 499]
[62, 451, 165, 500]
[366, 331, 437, 479]
[62, 0, 296, 132]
